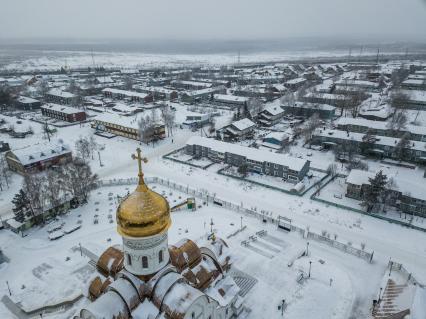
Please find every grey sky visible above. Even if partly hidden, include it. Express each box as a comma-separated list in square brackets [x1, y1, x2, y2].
[1, 0, 426, 40]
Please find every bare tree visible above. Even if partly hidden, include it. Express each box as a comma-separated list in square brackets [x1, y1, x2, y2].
[123, 76, 134, 90]
[247, 98, 263, 117]
[393, 132, 411, 161]
[387, 110, 408, 134]
[75, 136, 91, 160]
[0, 155, 11, 191]
[23, 173, 46, 224]
[61, 159, 98, 204]
[390, 90, 410, 115]
[161, 107, 176, 137]
[302, 113, 321, 143]
[37, 79, 50, 98]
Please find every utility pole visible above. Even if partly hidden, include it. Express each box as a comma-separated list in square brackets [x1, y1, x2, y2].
[6, 281, 11, 296]
[240, 216, 243, 230]
[308, 261, 312, 278]
[306, 242, 310, 256]
[281, 299, 285, 316]
[98, 151, 103, 167]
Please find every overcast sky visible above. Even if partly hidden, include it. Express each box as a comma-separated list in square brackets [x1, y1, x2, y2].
[1, 0, 426, 41]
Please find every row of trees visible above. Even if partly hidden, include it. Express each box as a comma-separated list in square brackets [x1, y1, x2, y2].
[12, 159, 98, 224]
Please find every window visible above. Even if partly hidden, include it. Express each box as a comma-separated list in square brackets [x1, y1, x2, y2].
[127, 254, 132, 266]
[159, 250, 163, 263]
[142, 256, 148, 268]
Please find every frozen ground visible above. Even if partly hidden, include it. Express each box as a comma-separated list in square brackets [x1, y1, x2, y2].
[0, 48, 402, 72]
[1, 100, 426, 318]
[0, 182, 385, 319]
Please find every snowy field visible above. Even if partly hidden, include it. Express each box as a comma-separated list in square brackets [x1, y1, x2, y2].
[1, 97, 426, 318]
[0, 48, 402, 72]
[0, 182, 387, 319]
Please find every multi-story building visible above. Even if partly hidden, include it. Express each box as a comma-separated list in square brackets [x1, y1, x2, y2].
[334, 117, 426, 142]
[15, 96, 42, 110]
[257, 105, 285, 126]
[346, 169, 426, 217]
[213, 94, 250, 108]
[5, 142, 72, 174]
[283, 102, 336, 120]
[45, 89, 76, 105]
[41, 104, 87, 123]
[312, 129, 426, 163]
[91, 113, 165, 143]
[102, 88, 153, 104]
[216, 118, 256, 141]
[133, 85, 178, 100]
[186, 136, 310, 183]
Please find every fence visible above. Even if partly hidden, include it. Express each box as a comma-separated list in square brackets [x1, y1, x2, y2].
[389, 261, 425, 288]
[306, 231, 374, 262]
[97, 177, 374, 262]
[310, 174, 426, 233]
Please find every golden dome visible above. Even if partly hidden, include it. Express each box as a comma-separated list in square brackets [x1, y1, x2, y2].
[116, 148, 171, 238]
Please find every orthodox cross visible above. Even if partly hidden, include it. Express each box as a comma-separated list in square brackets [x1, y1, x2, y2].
[132, 148, 148, 184]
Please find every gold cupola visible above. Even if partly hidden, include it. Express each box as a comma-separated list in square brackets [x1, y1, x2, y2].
[116, 148, 171, 238]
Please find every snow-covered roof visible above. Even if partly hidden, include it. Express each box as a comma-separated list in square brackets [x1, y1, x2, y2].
[231, 118, 256, 131]
[16, 96, 40, 104]
[41, 103, 84, 115]
[46, 89, 76, 99]
[102, 88, 150, 99]
[96, 76, 114, 84]
[285, 77, 306, 85]
[401, 90, 426, 102]
[335, 117, 426, 136]
[314, 129, 426, 152]
[10, 142, 71, 166]
[172, 80, 212, 88]
[183, 86, 225, 97]
[94, 112, 162, 130]
[213, 94, 249, 103]
[262, 105, 284, 116]
[346, 168, 426, 200]
[187, 136, 309, 171]
[134, 85, 176, 94]
[291, 102, 336, 111]
[263, 131, 290, 141]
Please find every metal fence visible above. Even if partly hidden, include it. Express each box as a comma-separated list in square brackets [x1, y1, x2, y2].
[389, 261, 425, 288]
[97, 177, 374, 262]
[306, 231, 374, 262]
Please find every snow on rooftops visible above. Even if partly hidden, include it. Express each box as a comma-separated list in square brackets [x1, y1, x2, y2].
[102, 88, 150, 99]
[262, 105, 284, 116]
[94, 112, 160, 130]
[11, 142, 71, 166]
[213, 94, 249, 103]
[205, 276, 240, 307]
[162, 282, 204, 316]
[16, 96, 40, 104]
[264, 131, 290, 141]
[401, 89, 426, 102]
[95, 76, 114, 83]
[346, 168, 426, 200]
[46, 89, 76, 98]
[285, 77, 306, 85]
[335, 117, 426, 136]
[314, 129, 426, 152]
[187, 136, 309, 171]
[183, 86, 225, 96]
[231, 118, 256, 131]
[336, 79, 379, 88]
[41, 103, 84, 114]
[293, 102, 336, 111]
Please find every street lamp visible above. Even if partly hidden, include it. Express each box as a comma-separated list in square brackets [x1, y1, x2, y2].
[306, 242, 310, 256]
[308, 261, 312, 278]
[240, 216, 243, 230]
[378, 287, 383, 303]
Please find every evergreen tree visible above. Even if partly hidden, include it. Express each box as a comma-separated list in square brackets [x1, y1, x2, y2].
[361, 170, 388, 212]
[360, 130, 375, 155]
[12, 189, 30, 223]
[393, 132, 411, 161]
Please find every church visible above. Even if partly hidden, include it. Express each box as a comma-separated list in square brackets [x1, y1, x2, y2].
[74, 148, 245, 319]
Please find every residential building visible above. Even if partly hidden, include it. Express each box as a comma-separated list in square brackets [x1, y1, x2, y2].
[334, 117, 426, 142]
[102, 88, 153, 104]
[5, 142, 72, 174]
[346, 169, 426, 218]
[283, 102, 336, 119]
[182, 112, 211, 129]
[15, 96, 42, 110]
[262, 132, 290, 149]
[133, 85, 178, 100]
[181, 86, 226, 104]
[312, 129, 426, 163]
[186, 136, 310, 183]
[212, 94, 250, 108]
[91, 113, 165, 143]
[257, 105, 285, 126]
[45, 89, 76, 105]
[41, 104, 87, 122]
[216, 118, 256, 141]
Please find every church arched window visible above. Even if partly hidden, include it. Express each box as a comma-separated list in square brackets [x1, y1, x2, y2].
[142, 256, 148, 268]
[159, 250, 163, 263]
